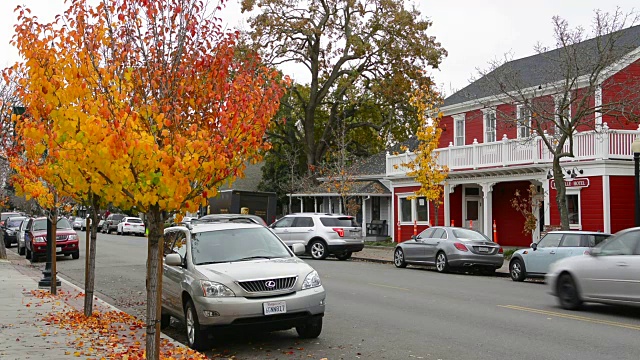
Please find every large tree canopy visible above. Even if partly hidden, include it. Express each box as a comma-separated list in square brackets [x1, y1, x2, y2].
[242, 0, 447, 171]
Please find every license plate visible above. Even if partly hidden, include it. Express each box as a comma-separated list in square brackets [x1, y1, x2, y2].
[263, 301, 286, 315]
[56, 247, 62, 253]
[477, 247, 489, 253]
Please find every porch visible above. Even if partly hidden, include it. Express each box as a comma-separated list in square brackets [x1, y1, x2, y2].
[386, 127, 639, 176]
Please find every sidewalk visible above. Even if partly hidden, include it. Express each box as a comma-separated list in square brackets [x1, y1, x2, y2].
[0, 257, 206, 360]
[352, 246, 511, 276]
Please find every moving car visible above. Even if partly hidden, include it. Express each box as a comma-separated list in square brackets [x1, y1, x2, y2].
[117, 216, 145, 236]
[270, 213, 364, 260]
[3, 216, 27, 248]
[509, 231, 611, 281]
[102, 213, 126, 234]
[25, 217, 80, 262]
[547, 227, 640, 310]
[161, 222, 325, 350]
[394, 226, 504, 274]
[71, 216, 86, 230]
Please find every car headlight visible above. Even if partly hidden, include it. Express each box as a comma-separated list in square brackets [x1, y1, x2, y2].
[68, 234, 78, 240]
[6, 229, 15, 235]
[302, 270, 322, 290]
[200, 280, 235, 297]
[34, 236, 46, 243]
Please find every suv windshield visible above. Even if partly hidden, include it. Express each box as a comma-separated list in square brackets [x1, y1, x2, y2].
[111, 215, 125, 221]
[7, 218, 26, 228]
[452, 228, 490, 241]
[319, 217, 358, 227]
[33, 218, 73, 231]
[191, 227, 292, 265]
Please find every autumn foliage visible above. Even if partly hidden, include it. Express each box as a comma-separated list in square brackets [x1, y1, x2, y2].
[8, 0, 286, 358]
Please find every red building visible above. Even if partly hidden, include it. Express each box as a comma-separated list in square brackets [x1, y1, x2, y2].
[386, 25, 640, 246]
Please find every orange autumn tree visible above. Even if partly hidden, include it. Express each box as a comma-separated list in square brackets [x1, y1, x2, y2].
[10, 0, 286, 358]
[402, 85, 448, 225]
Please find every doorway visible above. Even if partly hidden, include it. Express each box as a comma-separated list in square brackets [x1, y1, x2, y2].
[463, 186, 482, 231]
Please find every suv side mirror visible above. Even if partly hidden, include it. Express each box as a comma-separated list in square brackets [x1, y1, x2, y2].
[292, 243, 305, 255]
[165, 253, 183, 266]
[530, 242, 537, 251]
[589, 247, 601, 257]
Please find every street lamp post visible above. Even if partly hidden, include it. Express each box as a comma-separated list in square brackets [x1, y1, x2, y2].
[632, 137, 640, 227]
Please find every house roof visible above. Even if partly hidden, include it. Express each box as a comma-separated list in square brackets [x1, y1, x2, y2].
[443, 24, 640, 108]
[350, 137, 420, 176]
[219, 161, 264, 192]
[293, 179, 391, 196]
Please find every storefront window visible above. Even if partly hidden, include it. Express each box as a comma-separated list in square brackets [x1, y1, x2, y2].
[416, 197, 428, 222]
[400, 197, 412, 222]
[567, 194, 579, 225]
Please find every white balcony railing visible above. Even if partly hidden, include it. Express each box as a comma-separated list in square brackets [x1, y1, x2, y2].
[386, 127, 640, 176]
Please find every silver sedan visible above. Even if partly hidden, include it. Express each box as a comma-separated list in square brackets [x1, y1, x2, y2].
[394, 226, 504, 274]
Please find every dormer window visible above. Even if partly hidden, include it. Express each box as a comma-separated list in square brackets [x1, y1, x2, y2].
[483, 109, 496, 143]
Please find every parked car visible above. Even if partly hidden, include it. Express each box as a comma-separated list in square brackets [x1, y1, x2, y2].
[117, 216, 145, 236]
[17, 217, 31, 255]
[102, 213, 126, 234]
[71, 216, 86, 230]
[161, 222, 325, 350]
[394, 226, 504, 274]
[547, 227, 640, 310]
[25, 217, 80, 262]
[270, 213, 364, 260]
[0, 212, 21, 227]
[3, 216, 27, 248]
[195, 214, 266, 226]
[509, 231, 611, 282]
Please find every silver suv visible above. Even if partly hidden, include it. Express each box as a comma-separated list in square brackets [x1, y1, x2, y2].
[270, 213, 364, 260]
[161, 223, 326, 350]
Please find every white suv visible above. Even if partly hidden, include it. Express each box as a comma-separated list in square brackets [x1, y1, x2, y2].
[270, 213, 364, 260]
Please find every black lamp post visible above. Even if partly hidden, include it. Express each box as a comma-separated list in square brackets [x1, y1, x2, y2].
[633, 137, 640, 227]
[38, 217, 60, 288]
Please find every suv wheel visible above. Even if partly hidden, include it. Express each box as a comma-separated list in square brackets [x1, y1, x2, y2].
[309, 240, 328, 260]
[184, 299, 208, 350]
[335, 252, 352, 261]
[296, 316, 322, 338]
[510, 258, 526, 282]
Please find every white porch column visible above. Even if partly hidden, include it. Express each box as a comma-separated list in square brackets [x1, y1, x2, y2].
[314, 197, 318, 212]
[542, 177, 551, 227]
[481, 183, 494, 237]
[361, 196, 367, 235]
[603, 175, 611, 233]
[338, 198, 343, 214]
[444, 183, 452, 226]
[390, 188, 396, 242]
[300, 197, 304, 212]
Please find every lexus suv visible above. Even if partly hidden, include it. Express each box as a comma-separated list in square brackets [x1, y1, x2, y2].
[270, 213, 364, 260]
[161, 222, 325, 350]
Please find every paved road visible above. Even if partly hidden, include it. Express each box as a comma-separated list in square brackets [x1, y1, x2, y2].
[12, 231, 640, 360]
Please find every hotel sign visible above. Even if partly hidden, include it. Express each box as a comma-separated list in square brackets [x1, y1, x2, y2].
[551, 178, 590, 190]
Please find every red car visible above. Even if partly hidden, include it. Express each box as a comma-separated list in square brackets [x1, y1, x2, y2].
[25, 217, 80, 262]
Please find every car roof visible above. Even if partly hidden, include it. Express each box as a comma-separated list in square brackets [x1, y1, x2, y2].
[287, 213, 352, 217]
[168, 222, 265, 234]
[546, 231, 611, 236]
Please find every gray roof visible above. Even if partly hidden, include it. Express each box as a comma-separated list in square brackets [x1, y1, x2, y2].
[219, 161, 264, 192]
[350, 137, 420, 176]
[444, 24, 640, 108]
[294, 179, 391, 196]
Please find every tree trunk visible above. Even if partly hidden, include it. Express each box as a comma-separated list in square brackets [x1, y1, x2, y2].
[51, 214, 58, 295]
[145, 204, 164, 360]
[84, 199, 100, 317]
[552, 158, 571, 230]
[434, 203, 439, 225]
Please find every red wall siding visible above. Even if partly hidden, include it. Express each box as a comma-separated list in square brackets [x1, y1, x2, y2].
[602, 59, 640, 130]
[465, 109, 484, 144]
[548, 176, 604, 231]
[531, 95, 556, 133]
[393, 185, 430, 242]
[439, 115, 454, 148]
[492, 181, 530, 247]
[573, 87, 596, 132]
[609, 176, 635, 233]
[496, 103, 517, 140]
[450, 185, 463, 227]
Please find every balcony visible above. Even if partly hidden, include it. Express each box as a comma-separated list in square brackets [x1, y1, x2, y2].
[386, 127, 640, 177]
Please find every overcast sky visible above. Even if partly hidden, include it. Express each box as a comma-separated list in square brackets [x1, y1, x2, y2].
[1, 1, 637, 97]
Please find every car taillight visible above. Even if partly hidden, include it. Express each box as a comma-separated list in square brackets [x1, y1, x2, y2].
[499, 247, 504, 254]
[453, 242, 468, 252]
[124, 223, 130, 226]
[332, 228, 344, 237]
[583, 250, 590, 255]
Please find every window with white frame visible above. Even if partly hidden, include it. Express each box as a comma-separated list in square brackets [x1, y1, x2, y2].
[517, 105, 531, 139]
[484, 110, 496, 142]
[566, 189, 581, 229]
[398, 195, 430, 224]
[453, 115, 465, 146]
